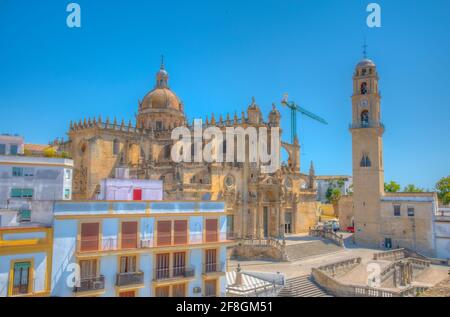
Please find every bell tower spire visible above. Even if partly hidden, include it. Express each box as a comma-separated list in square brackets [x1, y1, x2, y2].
[350, 55, 385, 247]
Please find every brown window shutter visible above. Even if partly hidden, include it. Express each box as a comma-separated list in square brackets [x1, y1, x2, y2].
[80, 223, 100, 252]
[157, 221, 172, 246]
[173, 220, 187, 245]
[205, 219, 218, 243]
[121, 221, 138, 249]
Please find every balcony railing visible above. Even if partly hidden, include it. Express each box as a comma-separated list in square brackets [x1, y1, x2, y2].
[116, 271, 144, 287]
[77, 232, 235, 253]
[203, 262, 226, 274]
[153, 266, 196, 281]
[73, 275, 105, 293]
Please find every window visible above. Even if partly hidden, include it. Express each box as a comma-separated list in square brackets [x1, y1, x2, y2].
[65, 169, 71, 180]
[10, 144, 18, 155]
[12, 167, 23, 177]
[23, 168, 34, 177]
[361, 110, 369, 127]
[204, 279, 217, 297]
[121, 221, 138, 249]
[360, 82, 367, 95]
[407, 207, 415, 217]
[133, 188, 142, 200]
[156, 121, 163, 130]
[155, 286, 170, 297]
[119, 290, 136, 297]
[173, 252, 186, 277]
[156, 221, 172, 246]
[164, 145, 171, 159]
[155, 253, 170, 280]
[173, 220, 188, 245]
[79, 259, 97, 279]
[394, 205, 401, 217]
[0, 144, 6, 155]
[19, 210, 31, 222]
[360, 154, 371, 167]
[113, 139, 120, 155]
[172, 284, 186, 297]
[10, 188, 33, 198]
[12, 262, 31, 295]
[205, 219, 218, 243]
[205, 249, 217, 273]
[119, 256, 137, 273]
[80, 223, 100, 252]
[64, 188, 71, 200]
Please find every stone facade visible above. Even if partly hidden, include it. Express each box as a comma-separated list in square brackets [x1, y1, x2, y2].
[62, 62, 320, 238]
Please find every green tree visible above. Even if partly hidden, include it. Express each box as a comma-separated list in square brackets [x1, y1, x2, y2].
[403, 184, 424, 193]
[384, 181, 401, 193]
[435, 176, 450, 205]
[326, 188, 342, 205]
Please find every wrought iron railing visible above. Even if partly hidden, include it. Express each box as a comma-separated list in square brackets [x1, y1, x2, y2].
[73, 275, 105, 293]
[153, 266, 196, 281]
[203, 262, 225, 274]
[116, 271, 144, 287]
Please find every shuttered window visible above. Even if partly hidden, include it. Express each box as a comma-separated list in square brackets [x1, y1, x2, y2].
[155, 286, 170, 297]
[157, 221, 172, 246]
[121, 221, 138, 249]
[172, 284, 186, 297]
[173, 220, 187, 245]
[205, 219, 218, 243]
[204, 279, 217, 297]
[80, 223, 100, 252]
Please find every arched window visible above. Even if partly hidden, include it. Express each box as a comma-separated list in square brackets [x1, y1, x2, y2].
[113, 139, 120, 155]
[360, 153, 371, 167]
[360, 82, 367, 95]
[361, 110, 369, 127]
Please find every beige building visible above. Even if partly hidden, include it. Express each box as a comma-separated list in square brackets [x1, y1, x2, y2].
[346, 57, 438, 256]
[62, 61, 320, 239]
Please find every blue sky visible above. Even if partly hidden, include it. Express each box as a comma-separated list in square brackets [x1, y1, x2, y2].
[0, 0, 449, 190]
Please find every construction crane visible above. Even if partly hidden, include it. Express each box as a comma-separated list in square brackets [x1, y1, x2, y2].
[281, 93, 328, 144]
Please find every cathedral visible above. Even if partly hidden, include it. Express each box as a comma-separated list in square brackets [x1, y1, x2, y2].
[63, 61, 320, 238]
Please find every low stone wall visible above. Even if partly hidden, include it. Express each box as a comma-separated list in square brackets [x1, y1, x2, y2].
[231, 244, 285, 262]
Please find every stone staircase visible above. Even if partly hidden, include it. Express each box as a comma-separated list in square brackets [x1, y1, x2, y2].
[278, 275, 331, 297]
[284, 240, 343, 262]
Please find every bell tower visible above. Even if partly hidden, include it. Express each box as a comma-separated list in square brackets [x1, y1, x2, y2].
[350, 56, 385, 247]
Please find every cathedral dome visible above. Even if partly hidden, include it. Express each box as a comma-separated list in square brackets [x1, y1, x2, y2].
[356, 58, 376, 68]
[140, 61, 183, 112]
[141, 87, 182, 111]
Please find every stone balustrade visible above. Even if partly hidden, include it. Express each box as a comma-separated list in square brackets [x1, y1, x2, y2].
[373, 248, 406, 261]
[309, 228, 344, 247]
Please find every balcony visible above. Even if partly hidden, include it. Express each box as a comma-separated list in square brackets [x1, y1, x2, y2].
[203, 262, 226, 275]
[77, 232, 235, 254]
[116, 271, 144, 287]
[73, 276, 105, 293]
[153, 266, 196, 281]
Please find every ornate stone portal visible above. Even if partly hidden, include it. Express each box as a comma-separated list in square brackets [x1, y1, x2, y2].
[62, 62, 320, 238]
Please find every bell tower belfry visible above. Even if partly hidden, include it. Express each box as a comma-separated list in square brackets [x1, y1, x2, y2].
[350, 55, 385, 247]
